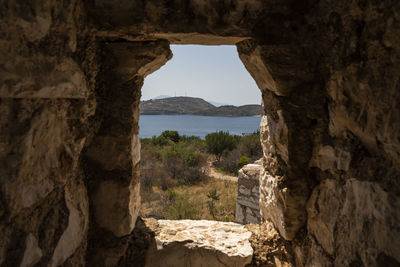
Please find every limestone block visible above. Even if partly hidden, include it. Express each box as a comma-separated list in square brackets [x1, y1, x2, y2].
[260, 166, 309, 241]
[144, 219, 253, 267]
[245, 208, 259, 224]
[251, 186, 259, 194]
[309, 145, 351, 171]
[0, 0, 87, 99]
[237, 41, 280, 95]
[259, 171, 286, 237]
[20, 234, 42, 267]
[0, 100, 89, 216]
[306, 179, 339, 255]
[260, 113, 288, 164]
[0, 57, 89, 98]
[93, 179, 140, 237]
[236, 204, 245, 224]
[107, 41, 172, 82]
[236, 163, 261, 224]
[49, 179, 89, 267]
[131, 134, 141, 167]
[238, 185, 251, 196]
[307, 179, 400, 266]
[85, 136, 132, 171]
[237, 196, 259, 210]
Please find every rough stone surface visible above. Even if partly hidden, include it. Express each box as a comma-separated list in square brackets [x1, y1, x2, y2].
[246, 222, 294, 266]
[1, 0, 399, 266]
[235, 163, 262, 224]
[20, 233, 43, 267]
[304, 178, 400, 266]
[143, 219, 253, 267]
[92, 180, 140, 237]
[259, 114, 307, 241]
[82, 40, 171, 265]
[49, 178, 89, 267]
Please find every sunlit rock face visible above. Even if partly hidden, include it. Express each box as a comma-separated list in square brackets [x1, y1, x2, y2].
[141, 219, 253, 267]
[236, 163, 262, 224]
[1, 0, 399, 266]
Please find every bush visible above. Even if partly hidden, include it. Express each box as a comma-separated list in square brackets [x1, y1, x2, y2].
[215, 148, 241, 174]
[205, 131, 237, 161]
[160, 130, 181, 143]
[237, 155, 249, 169]
[182, 167, 206, 185]
[164, 193, 199, 220]
[151, 135, 173, 146]
[167, 190, 177, 201]
[140, 168, 174, 192]
[237, 131, 262, 160]
[160, 142, 207, 184]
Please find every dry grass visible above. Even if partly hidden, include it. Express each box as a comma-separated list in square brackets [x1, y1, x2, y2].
[140, 177, 237, 221]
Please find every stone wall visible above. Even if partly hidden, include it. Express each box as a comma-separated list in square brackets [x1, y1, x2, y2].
[1, 0, 399, 266]
[0, 1, 94, 265]
[235, 163, 262, 224]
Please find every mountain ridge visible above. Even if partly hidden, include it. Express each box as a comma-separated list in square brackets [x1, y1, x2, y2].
[140, 96, 263, 117]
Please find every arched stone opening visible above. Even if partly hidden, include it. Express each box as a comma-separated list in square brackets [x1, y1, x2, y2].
[1, 0, 399, 266]
[79, 34, 317, 264]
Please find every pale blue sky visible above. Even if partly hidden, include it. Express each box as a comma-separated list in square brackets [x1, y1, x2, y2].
[141, 45, 261, 106]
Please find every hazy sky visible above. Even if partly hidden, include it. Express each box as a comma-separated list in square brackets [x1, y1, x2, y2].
[141, 45, 261, 106]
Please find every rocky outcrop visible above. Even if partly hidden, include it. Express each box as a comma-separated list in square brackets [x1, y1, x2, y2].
[303, 178, 400, 266]
[246, 222, 294, 266]
[82, 40, 171, 265]
[235, 163, 262, 224]
[142, 219, 253, 267]
[1, 0, 399, 266]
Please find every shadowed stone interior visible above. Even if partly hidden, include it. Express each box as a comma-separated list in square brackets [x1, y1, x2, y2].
[0, 0, 399, 266]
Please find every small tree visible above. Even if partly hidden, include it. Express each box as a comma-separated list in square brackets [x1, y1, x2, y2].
[207, 189, 220, 220]
[160, 130, 180, 143]
[237, 155, 249, 169]
[205, 131, 236, 161]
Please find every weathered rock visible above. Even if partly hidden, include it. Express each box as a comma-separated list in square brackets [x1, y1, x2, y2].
[259, 114, 308, 241]
[236, 163, 262, 224]
[1, 100, 91, 217]
[82, 39, 171, 265]
[143, 219, 253, 267]
[260, 113, 288, 165]
[20, 233, 43, 267]
[304, 178, 400, 266]
[49, 178, 89, 267]
[92, 180, 140, 237]
[1, 0, 400, 266]
[309, 145, 351, 171]
[246, 222, 294, 266]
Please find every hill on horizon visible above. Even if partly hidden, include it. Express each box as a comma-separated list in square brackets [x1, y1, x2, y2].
[146, 95, 229, 106]
[140, 96, 263, 117]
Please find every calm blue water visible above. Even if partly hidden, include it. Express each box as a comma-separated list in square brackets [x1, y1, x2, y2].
[139, 115, 261, 139]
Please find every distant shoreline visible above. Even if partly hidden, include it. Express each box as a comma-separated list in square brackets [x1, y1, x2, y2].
[140, 96, 263, 117]
[139, 114, 261, 139]
[140, 114, 262, 118]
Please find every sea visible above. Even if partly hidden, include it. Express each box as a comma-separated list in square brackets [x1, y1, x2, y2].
[139, 115, 262, 139]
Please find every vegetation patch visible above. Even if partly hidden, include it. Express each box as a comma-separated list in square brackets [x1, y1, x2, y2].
[139, 130, 262, 221]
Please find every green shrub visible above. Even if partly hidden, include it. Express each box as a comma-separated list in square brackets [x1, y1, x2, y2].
[164, 193, 199, 220]
[237, 131, 262, 159]
[207, 189, 220, 201]
[237, 155, 249, 169]
[167, 190, 177, 201]
[205, 131, 237, 161]
[160, 130, 181, 143]
[151, 135, 172, 146]
[181, 167, 206, 185]
[207, 189, 220, 219]
[160, 142, 206, 184]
